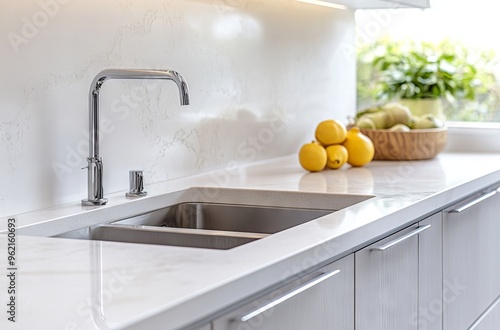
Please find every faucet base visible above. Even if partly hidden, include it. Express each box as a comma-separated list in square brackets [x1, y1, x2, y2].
[81, 198, 108, 206]
[126, 191, 147, 198]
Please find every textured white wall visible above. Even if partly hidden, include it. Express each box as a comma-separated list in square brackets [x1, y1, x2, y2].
[0, 0, 355, 217]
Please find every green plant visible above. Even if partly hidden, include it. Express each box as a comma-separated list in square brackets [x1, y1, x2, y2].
[372, 40, 495, 102]
[357, 38, 500, 122]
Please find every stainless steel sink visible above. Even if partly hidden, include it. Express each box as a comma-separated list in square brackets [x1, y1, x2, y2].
[54, 203, 332, 249]
[54, 224, 267, 250]
[45, 188, 374, 250]
[112, 203, 332, 234]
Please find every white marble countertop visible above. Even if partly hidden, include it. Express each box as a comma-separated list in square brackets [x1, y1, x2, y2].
[2, 152, 500, 330]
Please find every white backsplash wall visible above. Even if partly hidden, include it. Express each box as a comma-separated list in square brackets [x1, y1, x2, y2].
[0, 0, 355, 217]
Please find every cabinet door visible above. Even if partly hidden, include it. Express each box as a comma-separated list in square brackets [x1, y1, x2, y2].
[443, 188, 500, 330]
[417, 213, 443, 330]
[356, 223, 432, 330]
[213, 254, 354, 330]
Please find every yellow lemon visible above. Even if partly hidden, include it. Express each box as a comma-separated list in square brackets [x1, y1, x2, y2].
[342, 127, 374, 167]
[315, 120, 347, 146]
[298, 141, 327, 172]
[325, 145, 348, 169]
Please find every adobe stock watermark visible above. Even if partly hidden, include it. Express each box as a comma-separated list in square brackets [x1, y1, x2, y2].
[382, 161, 416, 188]
[199, 108, 296, 199]
[409, 277, 467, 329]
[341, 7, 401, 60]
[7, 0, 73, 54]
[51, 80, 162, 181]
[219, 0, 244, 8]
[64, 267, 140, 330]
[214, 0, 244, 18]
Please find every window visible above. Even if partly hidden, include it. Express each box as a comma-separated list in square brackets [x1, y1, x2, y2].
[355, 0, 500, 124]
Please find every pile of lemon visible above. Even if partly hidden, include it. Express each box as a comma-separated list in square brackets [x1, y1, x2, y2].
[299, 119, 375, 172]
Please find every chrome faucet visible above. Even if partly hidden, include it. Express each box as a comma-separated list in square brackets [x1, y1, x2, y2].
[82, 69, 190, 206]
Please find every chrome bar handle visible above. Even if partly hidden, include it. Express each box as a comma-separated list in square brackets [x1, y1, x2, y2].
[448, 189, 498, 213]
[468, 294, 500, 330]
[370, 224, 431, 252]
[240, 269, 340, 323]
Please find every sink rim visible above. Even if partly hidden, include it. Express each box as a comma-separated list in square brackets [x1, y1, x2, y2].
[18, 187, 375, 241]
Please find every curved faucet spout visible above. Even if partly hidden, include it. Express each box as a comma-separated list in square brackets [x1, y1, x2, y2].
[90, 69, 190, 108]
[89, 69, 190, 158]
[82, 68, 190, 206]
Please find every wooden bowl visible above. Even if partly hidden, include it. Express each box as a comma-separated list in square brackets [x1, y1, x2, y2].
[359, 127, 448, 160]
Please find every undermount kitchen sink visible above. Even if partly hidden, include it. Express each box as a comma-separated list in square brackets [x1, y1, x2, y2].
[55, 203, 332, 249]
[113, 202, 334, 234]
[47, 187, 374, 250]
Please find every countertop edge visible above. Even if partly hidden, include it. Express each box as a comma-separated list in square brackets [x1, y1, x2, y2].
[118, 166, 500, 330]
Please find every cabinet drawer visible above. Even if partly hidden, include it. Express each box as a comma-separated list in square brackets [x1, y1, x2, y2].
[213, 254, 354, 330]
[356, 224, 425, 330]
[443, 189, 500, 329]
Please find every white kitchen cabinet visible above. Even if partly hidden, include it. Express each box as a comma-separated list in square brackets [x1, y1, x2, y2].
[417, 213, 443, 330]
[316, 0, 429, 9]
[213, 254, 354, 330]
[443, 187, 500, 330]
[192, 324, 211, 330]
[355, 220, 435, 330]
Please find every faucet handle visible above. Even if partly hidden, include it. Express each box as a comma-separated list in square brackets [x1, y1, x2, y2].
[125, 170, 147, 198]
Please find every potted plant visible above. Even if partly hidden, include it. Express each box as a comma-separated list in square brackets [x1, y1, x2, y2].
[369, 40, 495, 121]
